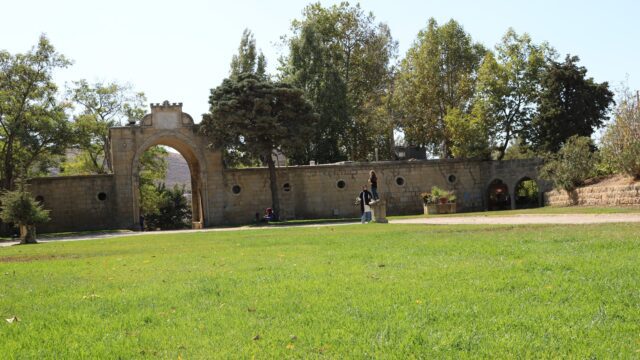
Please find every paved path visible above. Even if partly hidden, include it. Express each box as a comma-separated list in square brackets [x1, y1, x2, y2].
[390, 213, 640, 225]
[2, 214, 639, 248]
[0, 222, 357, 247]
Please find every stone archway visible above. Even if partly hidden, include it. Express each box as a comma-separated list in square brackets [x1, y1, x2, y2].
[131, 133, 207, 229]
[109, 101, 224, 231]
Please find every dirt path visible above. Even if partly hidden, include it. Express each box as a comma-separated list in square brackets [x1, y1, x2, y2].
[0, 222, 356, 248]
[390, 213, 640, 225]
[2, 214, 639, 248]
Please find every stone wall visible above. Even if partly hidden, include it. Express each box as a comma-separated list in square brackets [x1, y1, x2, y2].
[21, 103, 547, 233]
[221, 159, 546, 224]
[28, 175, 116, 233]
[23, 157, 545, 232]
[545, 183, 640, 206]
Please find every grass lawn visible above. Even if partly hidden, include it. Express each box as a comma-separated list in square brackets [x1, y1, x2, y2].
[1, 223, 639, 358]
[390, 205, 640, 219]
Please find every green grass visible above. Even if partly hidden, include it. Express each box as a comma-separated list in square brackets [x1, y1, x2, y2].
[390, 205, 640, 219]
[1, 223, 640, 358]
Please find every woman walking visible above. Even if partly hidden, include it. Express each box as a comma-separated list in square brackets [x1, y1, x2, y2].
[369, 170, 379, 201]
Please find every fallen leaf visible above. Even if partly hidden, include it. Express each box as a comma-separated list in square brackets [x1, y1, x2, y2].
[415, 299, 422, 304]
[286, 343, 295, 349]
[5, 316, 19, 323]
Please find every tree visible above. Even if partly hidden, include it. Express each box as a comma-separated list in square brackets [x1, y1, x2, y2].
[475, 29, 553, 159]
[66, 80, 146, 174]
[281, 2, 397, 163]
[201, 74, 316, 217]
[230, 29, 267, 81]
[138, 146, 169, 217]
[394, 18, 486, 158]
[601, 88, 640, 178]
[540, 135, 597, 192]
[0, 190, 50, 244]
[530, 55, 614, 153]
[144, 184, 191, 230]
[225, 29, 269, 167]
[0, 35, 73, 190]
[444, 105, 492, 159]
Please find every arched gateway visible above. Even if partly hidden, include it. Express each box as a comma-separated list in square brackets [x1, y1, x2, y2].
[110, 101, 224, 229]
[27, 101, 549, 233]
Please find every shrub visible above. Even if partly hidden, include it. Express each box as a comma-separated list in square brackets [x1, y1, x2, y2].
[0, 190, 50, 244]
[600, 89, 640, 178]
[540, 136, 598, 192]
[144, 184, 192, 230]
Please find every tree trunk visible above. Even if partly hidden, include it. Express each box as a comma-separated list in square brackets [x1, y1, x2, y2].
[19, 224, 37, 244]
[103, 135, 113, 173]
[265, 152, 280, 221]
[3, 136, 15, 190]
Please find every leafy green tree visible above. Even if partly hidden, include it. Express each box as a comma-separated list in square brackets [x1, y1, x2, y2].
[144, 184, 191, 230]
[65, 80, 146, 174]
[394, 18, 486, 158]
[0, 35, 73, 190]
[230, 28, 267, 80]
[531, 55, 614, 153]
[281, 2, 397, 162]
[475, 29, 553, 159]
[502, 137, 537, 160]
[138, 146, 168, 217]
[444, 105, 492, 159]
[225, 29, 269, 167]
[201, 74, 316, 217]
[540, 135, 598, 192]
[0, 190, 49, 244]
[600, 88, 640, 178]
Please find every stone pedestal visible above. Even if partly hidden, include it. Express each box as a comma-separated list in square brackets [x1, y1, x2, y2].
[369, 200, 388, 223]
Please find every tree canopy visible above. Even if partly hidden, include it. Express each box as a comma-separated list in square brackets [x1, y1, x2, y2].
[201, 73, 316, 217]
[530, 55, 614, 153]
[281, 2, 397, 163]
[394, 18, 486, 158]
[474, 29, 553, 159]
[65, 80, 146, 174]
[0, 35, 73, 190]
[230, 28, 267, 80]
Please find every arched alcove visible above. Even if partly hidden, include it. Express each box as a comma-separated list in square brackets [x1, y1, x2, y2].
[514, 177, 540, 209]
[487, 179, 510, 211]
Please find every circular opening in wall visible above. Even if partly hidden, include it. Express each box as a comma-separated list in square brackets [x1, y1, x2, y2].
[336, 180, 346, 189]
[283, 183, 291, 192]
[447, 174, 457, 184]
[232, 185, 242, 194]
[97, 192, 107, 201]
[35, 195, 44, 204]
[396, 176, 405, 186]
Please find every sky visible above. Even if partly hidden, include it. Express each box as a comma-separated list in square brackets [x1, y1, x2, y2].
[2, 0, 639, 121]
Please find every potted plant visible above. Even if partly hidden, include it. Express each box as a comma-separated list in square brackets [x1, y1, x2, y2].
[422, 187, 458, 215]
[421, 192, 437, 214]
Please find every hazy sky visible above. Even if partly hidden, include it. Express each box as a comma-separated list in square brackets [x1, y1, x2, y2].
[2, 0, 638, 120]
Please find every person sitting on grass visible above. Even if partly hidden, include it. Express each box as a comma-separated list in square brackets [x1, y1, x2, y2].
[263, 208, 277, 222]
